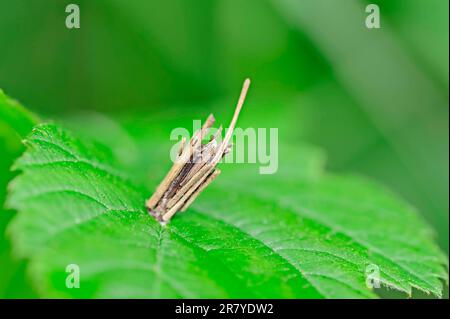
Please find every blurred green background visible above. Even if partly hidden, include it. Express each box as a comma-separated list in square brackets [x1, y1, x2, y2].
[0, 0, 448, 295]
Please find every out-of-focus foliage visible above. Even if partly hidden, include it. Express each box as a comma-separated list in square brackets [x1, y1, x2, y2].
[0, 91, 37, 297]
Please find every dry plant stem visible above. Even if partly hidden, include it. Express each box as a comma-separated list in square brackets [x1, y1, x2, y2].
[180, 169, 221, 212]
[146, 79, 251, 222]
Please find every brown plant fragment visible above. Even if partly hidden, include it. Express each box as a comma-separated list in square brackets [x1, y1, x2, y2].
[146, 79, 251, 223]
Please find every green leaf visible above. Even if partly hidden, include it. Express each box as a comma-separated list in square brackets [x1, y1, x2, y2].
[0, 90, 37, 139]
[0, 90, 37, 297]
[7, 122, 447, 298]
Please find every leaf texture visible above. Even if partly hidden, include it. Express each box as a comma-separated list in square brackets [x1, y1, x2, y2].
[7, 123, 448, 298]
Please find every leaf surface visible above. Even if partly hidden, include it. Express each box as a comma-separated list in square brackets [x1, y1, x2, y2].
[7, 122, 448, 298]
